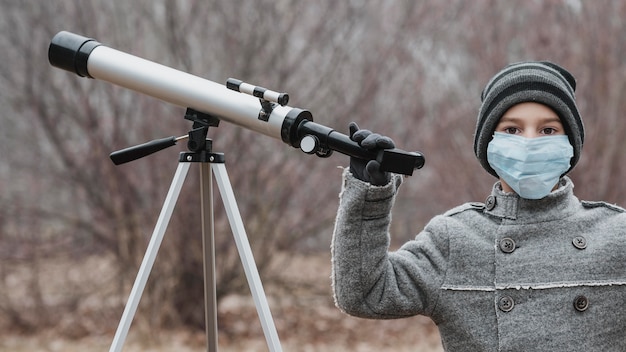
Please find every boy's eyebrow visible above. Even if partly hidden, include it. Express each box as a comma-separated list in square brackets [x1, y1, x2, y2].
[499, 116, 562, 123]
[498, 116, 518, 123]
[497, 116, 524, 124]
[542, 116, 563, 124]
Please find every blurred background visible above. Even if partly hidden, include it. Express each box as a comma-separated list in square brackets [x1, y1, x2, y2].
[1, 1, 626, 351]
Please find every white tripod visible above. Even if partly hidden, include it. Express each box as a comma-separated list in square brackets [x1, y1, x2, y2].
[108, 126, 282, 352]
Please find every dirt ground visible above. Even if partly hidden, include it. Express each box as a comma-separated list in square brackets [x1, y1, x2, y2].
[1, 318, 442, 352]
[0, 253, 443, 351]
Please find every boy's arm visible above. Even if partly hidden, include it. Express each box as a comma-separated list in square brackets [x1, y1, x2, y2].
[331, 169, 448, 319]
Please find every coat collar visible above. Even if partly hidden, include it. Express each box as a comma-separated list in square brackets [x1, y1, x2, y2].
[483, 176, 581, 222]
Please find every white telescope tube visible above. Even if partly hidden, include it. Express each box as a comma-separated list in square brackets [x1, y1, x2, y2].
[49, 31, 288, 141]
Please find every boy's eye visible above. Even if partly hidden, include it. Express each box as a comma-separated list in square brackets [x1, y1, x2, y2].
[503, 127, 519, 134]
[542, 127, 557, 135]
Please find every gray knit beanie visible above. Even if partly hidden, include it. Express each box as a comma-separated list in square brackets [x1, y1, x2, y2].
[474, 61, 584, 178]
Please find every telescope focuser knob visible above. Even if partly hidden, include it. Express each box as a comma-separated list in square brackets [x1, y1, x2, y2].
[300, 135, 319, 154]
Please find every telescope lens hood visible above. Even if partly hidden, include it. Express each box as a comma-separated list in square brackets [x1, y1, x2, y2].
[48, 31, 101, 78]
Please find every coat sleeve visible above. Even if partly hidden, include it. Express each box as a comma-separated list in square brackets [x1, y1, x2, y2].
[331, 168, 449, 319]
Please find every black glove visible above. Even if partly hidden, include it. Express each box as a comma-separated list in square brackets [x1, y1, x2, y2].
[348, 122, 395, 186]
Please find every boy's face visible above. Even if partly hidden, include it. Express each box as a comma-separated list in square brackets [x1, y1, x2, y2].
[493, 102, 566, 193]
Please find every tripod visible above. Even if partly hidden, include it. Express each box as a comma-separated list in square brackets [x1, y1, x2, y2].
[108, 110, 282, 352]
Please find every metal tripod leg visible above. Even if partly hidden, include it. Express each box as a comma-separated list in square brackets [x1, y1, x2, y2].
[211, 162, 282, 352]
[109, 160, 282, 352]
[109, 162, 191, 352]
[201, 162, 219, 352]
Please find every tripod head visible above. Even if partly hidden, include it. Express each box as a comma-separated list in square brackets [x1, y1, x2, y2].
[109, 108, 220, 165]
[184, 109, 219, 153]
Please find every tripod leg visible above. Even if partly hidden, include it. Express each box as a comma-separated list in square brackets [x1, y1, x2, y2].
[211, 163, 283, 352]
[109, 162, 191, 352]
[200, 163, 218, 352]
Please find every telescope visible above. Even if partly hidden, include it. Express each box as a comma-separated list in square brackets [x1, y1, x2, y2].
[48, 31, 424, 175]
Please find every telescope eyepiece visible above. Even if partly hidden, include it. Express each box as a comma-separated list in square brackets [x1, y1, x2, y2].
[48, 31, 101, 77]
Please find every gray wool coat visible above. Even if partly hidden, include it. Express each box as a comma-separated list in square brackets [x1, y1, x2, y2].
[331, 169, 626, 351]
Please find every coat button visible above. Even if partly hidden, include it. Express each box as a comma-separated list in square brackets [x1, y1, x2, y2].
[572, 236, 587, 250]
[498, 296, 515, 312]
[485, 195, 496, 210]
[499, 238, 516, 253]
[573, 295, 589, 312]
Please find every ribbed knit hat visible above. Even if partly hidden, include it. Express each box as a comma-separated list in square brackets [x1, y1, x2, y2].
[474, 61, 584, 178]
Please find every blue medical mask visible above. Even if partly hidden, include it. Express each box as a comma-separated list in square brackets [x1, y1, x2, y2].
[487, 132, 574, 199]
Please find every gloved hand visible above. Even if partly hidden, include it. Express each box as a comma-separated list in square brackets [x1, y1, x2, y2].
[349, 122, 395, 185]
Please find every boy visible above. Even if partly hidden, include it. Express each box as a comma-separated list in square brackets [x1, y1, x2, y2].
[331, 61, 626, 351]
